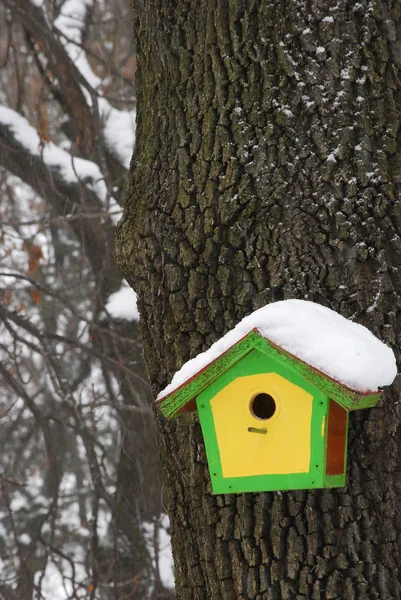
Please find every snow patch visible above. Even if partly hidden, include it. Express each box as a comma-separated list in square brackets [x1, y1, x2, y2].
[157, 300, 397, 399]
[105, 283, 139, 321]
[103, 108, 136, 168]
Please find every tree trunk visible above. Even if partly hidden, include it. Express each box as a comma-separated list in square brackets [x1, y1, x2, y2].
[116, 1, 401, 598]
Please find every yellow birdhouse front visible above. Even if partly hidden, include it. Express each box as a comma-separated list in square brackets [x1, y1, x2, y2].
[208, 372, 313, 479]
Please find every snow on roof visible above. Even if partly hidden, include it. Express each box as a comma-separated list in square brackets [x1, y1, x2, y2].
[157, 300, 397, 400]
[105, 284, 139, 321]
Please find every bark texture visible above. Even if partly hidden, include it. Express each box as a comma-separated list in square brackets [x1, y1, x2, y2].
[116, 1, 401, 598]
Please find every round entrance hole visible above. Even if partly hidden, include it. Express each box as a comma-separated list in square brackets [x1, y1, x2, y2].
[250, 393, 276, 420]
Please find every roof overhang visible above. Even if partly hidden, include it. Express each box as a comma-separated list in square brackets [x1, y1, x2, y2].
[156, 329, 382, 418]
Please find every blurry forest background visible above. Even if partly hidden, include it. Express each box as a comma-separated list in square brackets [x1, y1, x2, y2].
[0, 1, 174, 598]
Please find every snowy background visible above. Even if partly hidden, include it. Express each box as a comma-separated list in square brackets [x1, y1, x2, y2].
[0, 0, 173, 598]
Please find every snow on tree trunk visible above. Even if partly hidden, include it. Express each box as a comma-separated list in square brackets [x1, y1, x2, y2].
[117, 2, 401, 598]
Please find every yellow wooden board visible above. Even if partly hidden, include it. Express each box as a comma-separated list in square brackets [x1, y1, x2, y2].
[210, 373, 313, 478]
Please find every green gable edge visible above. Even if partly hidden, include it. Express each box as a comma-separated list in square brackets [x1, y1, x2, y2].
[156, 329, 381, 418]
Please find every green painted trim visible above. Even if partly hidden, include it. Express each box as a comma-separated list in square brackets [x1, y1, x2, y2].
[197, 350, 335, 494]
[158, 330, 261, 418]
[157, 330, 381, 418]
[309, 389, 327, 486]
[253, 337, 380, 412]
[211, 471, 346, 493]
[212, 473, 325, 494]
[350, 394, 382, 411]
[323, 473, 347, 488]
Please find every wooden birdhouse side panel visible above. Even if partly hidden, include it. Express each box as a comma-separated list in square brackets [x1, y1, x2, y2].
[325, 400, 348, 476]
[197, 349, 332, 494]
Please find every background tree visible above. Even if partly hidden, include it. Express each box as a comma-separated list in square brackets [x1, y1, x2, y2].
[0, 1, 173, 598]
[116, 1, 401, 599]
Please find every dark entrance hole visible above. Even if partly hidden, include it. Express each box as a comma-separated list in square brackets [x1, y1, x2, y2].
[250, 393, 276, 420]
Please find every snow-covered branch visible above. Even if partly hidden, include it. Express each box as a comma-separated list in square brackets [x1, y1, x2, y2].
[3, 0, 96, 156]
[0, 106, 117, 294]
[0, 105, 108, 199]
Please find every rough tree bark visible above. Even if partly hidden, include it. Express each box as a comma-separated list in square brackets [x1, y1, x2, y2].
[116, 1, 401, 598]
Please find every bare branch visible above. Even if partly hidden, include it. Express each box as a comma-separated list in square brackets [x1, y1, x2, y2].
[3, 0, 96, 156]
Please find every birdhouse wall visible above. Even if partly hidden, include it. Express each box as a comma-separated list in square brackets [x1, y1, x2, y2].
[325, 399, 348, 476]
[197, 349, 339, 494]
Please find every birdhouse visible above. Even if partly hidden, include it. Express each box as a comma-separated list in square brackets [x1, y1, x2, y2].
[156, 301, 396, 494]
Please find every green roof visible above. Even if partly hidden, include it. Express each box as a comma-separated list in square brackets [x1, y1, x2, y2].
[156, 330, 381, 418]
